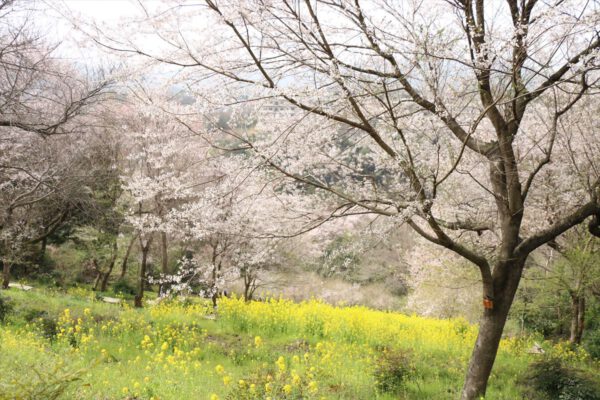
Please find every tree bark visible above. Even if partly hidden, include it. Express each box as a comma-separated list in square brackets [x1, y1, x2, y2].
[100, 240, 118, 292]
[159, 231, 168, 295]
[243, 276, 251, 302]
[1, 259, 8, 289]
[243, 270, 256, 302]
[92, 258, 102, 291]
[569, 294, 585, 344]
[211, 260, 222, 309]
[120, 233, 137, 279]
[461, 259, 525, 400]
[100, 259, 115, 292]
[134, 248, 147, 308]
[134, 236, 152, 308]
[160, 232, 168, 273]
[39, 234, 47, 264]
[211, 263, 218, 309]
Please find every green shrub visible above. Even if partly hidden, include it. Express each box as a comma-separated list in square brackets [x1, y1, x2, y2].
[36, 271, 65, 288]
[522, 356, 600, 400]
[0, 363, 85, 400]
[22, 309, 58, 340]
[583, 302, 600, 360]
[22, 308, 47, 322]
[0, 294, 14, 323]
[373, 347, 415, 394]
[583, 329, 600, 360]
[113, 278, 136, 295]
[38, 253, 57, 274]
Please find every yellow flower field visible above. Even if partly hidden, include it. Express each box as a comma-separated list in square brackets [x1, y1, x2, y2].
[0, 289, 595, 399]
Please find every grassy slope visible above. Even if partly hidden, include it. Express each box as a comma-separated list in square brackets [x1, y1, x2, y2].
[0, 287, 593, 400]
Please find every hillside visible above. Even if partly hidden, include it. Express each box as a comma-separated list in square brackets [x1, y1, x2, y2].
[1, 287, 597, 399]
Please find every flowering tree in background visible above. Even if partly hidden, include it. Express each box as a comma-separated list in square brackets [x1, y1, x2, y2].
[163, 171, 287, 306]
[116, 83, 326, 306]
[545, 228, 600, 345]
[83, 0, 600, 397]
[118, 90, 210, 306]
[0, 0, 110, 288]
[0, 126, 118, 288]
[405, 243, 482, 320]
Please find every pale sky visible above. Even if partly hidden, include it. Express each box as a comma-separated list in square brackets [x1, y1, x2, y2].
[60, 0, 140, 21]
[38, 0, 145, 65]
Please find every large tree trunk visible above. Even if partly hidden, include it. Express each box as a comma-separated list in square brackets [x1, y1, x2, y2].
[461, 259, 525, 400]
[569, 294, 585, 344]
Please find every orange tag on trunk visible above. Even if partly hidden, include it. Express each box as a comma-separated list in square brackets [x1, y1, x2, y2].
[483, 298, 494, 309]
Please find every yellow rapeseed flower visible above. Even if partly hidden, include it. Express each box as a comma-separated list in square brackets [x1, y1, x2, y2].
[276, 356, 286, 372]
[291, 371, 301, 386]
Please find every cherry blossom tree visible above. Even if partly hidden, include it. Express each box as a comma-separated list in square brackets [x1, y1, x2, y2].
[118, 90, 209, 306]
[0, 0, 111, 287]
[406, 243, 482, 320]
[0, 128, 118, 288]
[118, 86, 319, 306]
[86, 0, 600, 397]
[0, 1, 108, 137]
[162, 171, 288, 306]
